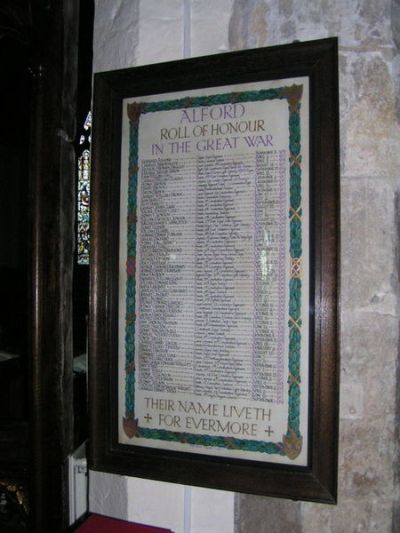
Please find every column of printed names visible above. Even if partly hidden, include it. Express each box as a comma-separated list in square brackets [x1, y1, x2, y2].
[137, 158, 196, 393]
[136, 150, 287, 404]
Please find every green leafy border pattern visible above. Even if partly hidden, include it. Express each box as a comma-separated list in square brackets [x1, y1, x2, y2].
[122, 85, 304, 460]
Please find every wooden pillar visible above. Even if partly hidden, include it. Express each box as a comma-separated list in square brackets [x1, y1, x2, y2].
[30, 0, 79, 530]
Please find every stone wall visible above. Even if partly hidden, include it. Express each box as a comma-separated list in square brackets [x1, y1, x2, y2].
[92, 1, 400, 531]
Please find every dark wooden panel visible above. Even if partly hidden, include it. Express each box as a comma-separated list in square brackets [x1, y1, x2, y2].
[30, 0, 79, 530]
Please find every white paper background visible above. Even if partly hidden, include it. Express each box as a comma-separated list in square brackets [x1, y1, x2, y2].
[118, 77, 309, 466]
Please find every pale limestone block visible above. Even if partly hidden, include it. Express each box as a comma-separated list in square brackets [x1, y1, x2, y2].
[341, 310, 399, 424]
[340, 179, 398, 313]
[353, 0, 393, 48]
[341, 52, 400, 177]
[136, 0, 183, 65]
[140, 0, 182, 19]
[137, 18, 183, 65]
[328, 499, 393, 533]
[338, 311, 398, 503]
[235, 494, 302, 533]
[191, 0, 233, 57]
[345, 0, 391, 49]
[392, 53, 400, 123]
[340, 382, 364, 420]
[290, 1, 333, 43]
[89, 470, 128, 518]
[362, 361, 397, 423]
[239, 0, 393, 49]
[338, 422, 395, 501]
[125, 477, 185, 533]
[303, 439, 395, 531]
[263, 1, 328, 47]
[342, 311, 399, 404]
[93, 0, 139, 72]
[301, 504, 332, 533]
[289, 0, 391, 48]
[278, 0, 294, 19]
[229, 0, 268, 50]
[302, 499, 394, 533]
[94, 28, 140, 72]
[94, 0, 132, 27]
[340, 312, 398, 395]
[190, 486, 234, 533]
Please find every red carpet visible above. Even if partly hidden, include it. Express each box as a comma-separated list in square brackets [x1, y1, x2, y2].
[75, 514, 173, 532]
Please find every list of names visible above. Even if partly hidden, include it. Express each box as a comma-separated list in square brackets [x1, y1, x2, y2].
[136, 149, 288, 404]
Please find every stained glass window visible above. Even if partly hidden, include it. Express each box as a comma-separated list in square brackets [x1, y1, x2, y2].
[77, 111, 91, 265]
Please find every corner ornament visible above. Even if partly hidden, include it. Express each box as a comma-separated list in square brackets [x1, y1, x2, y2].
[279, 84, 303, 112]
[127, 102, 145, 125]
[282, 428, 303, 460]
[123, 416, 139, 439]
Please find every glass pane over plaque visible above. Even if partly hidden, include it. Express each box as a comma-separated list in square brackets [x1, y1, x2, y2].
[118, 77, 310, 466]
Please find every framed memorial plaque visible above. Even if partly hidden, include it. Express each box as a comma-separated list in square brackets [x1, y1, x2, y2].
[89, 38, 339, 502]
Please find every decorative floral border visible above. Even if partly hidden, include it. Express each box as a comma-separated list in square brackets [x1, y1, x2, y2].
[122, 85, 304, 460]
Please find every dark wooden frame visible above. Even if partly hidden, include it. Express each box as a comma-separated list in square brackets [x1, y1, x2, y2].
[89, 37, 339, 503]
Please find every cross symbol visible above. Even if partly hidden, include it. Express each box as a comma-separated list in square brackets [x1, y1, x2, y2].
[144, 414, 152, 423]
[264, 426, 274, 437]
